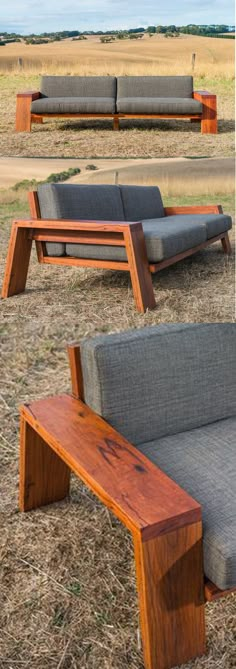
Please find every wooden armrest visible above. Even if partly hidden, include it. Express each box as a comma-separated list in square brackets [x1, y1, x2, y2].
[14, 218, 141, 231]
[17, 91, 41, 101]
[21, 394, 201, 541]
[193, 90, 216, 100]
[164, 205, 223, 216]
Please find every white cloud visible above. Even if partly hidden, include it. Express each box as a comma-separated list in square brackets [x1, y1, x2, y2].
[0, 0, 234, 34]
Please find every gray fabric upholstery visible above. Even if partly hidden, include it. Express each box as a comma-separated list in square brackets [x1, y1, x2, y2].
[37, 185, 66, 257]
[138, 417, 236, 590]
[31, 96, 115, 114]
[37, 184, 125, 257]
[120, 185, 165, 221]
[117, 76, 194, 99]
[80, 323, 236, 445]
[66, 216, 207, 262]
[40, 75, 116, 99]
[117, 97, 202, 114]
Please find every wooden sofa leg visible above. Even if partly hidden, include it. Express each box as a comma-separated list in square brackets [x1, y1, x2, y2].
[201, 96, 217, 134]
[19, 416, 71, 512]
[221, 232, 232, 254]
[113, 115, 120, 131]
[123, 224, 156, 313]
[1, 224, 33, 298]
[133, 522, 206, 669]
[15, 95, 32, 132]
[32, 115, 43, 125]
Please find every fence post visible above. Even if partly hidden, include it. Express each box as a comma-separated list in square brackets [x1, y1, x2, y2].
[191, 53, 196, 71]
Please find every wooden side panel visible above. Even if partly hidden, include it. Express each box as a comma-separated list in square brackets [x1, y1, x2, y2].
[1, 223, 32, 298]
[193, 91, 217, 134]
[20, 395, 201, 539]
[67, 344, 84, 400]
[134, 522, 206, 669]
[15, 95, 32, 132]
[19, 417, 70, 512]
[123, 224, 156, 312]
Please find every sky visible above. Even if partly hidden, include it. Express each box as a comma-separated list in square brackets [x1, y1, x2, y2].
[0, 0, 234, 35]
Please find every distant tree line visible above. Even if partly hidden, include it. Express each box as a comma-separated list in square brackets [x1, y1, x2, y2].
[0, 25, 234, 46]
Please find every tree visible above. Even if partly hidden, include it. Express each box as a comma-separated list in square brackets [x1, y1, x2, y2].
[147, 26, 156, 33]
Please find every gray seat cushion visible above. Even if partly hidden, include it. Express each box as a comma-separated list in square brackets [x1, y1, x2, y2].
[117, 97, 202, 115]
[117, 75, 194, 99]
[37, 183, 125, 257]
[80, 323, 236, 445]
[66, 216, 207, 262]
[120, 185, 165, 220]
[31, 96, 115, 114]
[138, 417, 236, 590]
[40, 75, 116, 99]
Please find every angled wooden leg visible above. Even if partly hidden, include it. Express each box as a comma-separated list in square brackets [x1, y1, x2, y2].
[201, 96, 217, 134]
[19, 416, 71, 512]
[123, 224, 156, 312]
[1, 223, 33, 298]
[133, 522, 206, 669]
[221, 232, 232, 254]
[113, 115, 120, 130]
[15, 95, 32, 132]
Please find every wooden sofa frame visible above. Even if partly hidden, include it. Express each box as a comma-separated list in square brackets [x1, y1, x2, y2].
[1, 191, 231, 312]
[15, 90, 217, 134]
[19, 343, 236, 669]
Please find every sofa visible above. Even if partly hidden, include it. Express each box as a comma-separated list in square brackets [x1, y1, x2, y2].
[1, 184, 232, 311]
[19, 322, 236, 669]
[15, 75, 217, 133]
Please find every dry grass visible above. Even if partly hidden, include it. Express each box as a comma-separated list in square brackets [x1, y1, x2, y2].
[0, 186, 235, 668]
[0, 34, 234, 158]
[0, 33, 234, 78]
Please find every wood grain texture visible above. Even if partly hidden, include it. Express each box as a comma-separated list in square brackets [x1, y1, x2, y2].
[205, 579, 236, 602]
[67, 344, 84, 400]
[1, 223, 32, 298]
[28, 191, 44, 261]
[134, 522, 206, 669]
[19, 416, 70, 512]
[20, 394, 201, 540]
[123, 223, 156, 312]
[193, 91, 217, 134]
[164, 205, 222, 215]
[15, 92, 40, 132]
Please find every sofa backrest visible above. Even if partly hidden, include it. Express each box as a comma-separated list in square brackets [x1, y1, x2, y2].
[120, 185, 165, 220]
[117, 76, 193, 99]
[80, 323, 236, 445]
[40, 76, 117, 99]
[37, 184, 165, 222]
[37, 184, 125, 221]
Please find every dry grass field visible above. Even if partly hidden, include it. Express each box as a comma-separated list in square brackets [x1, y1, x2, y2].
[0, 180, 235, 667]
[0, 33, 234, 157]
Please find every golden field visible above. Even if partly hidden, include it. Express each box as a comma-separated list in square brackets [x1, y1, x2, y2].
[0, 33, 234, 78]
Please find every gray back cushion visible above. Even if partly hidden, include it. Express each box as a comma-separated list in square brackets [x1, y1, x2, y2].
[40, 76, 116, 98]
[80, 323, 236, 445]
[117, 76, 193, 99]
[120, 185, 165, 220]
[37, 184, 125, 221]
